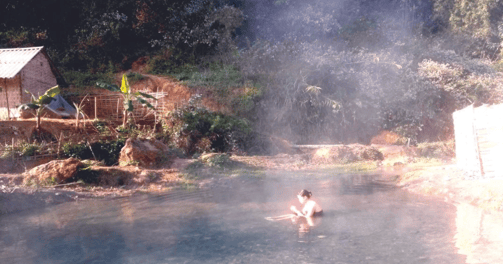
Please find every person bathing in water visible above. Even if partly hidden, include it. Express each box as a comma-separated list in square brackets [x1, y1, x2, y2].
[265, 189, 323, 224]
[290, 189, 323, 218]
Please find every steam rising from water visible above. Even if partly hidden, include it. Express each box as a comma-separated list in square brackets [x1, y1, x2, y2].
[0, 172, 476, 263]
[235, 0, 449, 144]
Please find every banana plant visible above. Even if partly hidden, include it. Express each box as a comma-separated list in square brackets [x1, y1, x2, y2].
[119, 74, 156, 127]
[18, 85, 60, 130]
[73, 94, 89, 130]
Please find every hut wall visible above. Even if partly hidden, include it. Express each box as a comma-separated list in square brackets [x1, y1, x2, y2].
[20, 52, 57, 103]
[454, 103, 503, 179]
[0, 76, 22, 119]
[473, 104, 503, 178]
[453, 105, 482, 178]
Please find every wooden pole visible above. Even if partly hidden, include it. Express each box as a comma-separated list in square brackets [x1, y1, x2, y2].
[11, 138, 14, 163]
[117, 98, 120, 120]
[4, 79, 10, 120]
[94, 96, 98, 120]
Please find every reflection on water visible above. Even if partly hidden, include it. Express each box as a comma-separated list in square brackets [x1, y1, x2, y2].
[454, 203, 503, 263]
[0, 172, 481, 263]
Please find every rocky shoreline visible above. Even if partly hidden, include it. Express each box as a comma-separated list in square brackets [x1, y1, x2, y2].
[3, 146, 503, 216]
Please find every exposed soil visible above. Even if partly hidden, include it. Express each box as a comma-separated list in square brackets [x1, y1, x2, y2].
[0, 118, 102, 146]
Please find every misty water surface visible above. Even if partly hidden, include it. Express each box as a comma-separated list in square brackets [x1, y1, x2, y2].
[1, 171, 501, 263]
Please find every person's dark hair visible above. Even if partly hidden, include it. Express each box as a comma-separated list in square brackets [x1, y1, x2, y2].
[298, 189, 312, 198]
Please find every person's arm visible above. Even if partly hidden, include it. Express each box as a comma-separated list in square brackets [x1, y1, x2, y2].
[290, 205, 304, 216]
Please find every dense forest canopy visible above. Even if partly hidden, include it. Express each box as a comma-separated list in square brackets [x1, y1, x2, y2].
[2, 0, 503, 145]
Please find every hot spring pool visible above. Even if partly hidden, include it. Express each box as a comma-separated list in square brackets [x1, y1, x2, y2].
[0, 171, 480, 263]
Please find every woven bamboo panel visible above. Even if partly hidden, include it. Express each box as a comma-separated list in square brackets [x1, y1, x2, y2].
[69, 91, 187, 121]
[0, 77, 22, 119]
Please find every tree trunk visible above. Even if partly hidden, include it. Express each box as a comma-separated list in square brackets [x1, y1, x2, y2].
[123, 109, 128, 127]
[75, 111, 80, 130]
[36, 112, 41, 130]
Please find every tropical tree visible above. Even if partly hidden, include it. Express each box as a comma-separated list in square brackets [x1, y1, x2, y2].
[18, 85, 60, 130]
[118, 74, 156, 127]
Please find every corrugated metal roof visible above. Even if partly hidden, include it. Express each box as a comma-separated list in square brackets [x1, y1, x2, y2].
[0, 46, 44, 78]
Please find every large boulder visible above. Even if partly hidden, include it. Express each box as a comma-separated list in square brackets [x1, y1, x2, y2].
[23, 158, 83, 185]
[119, 138, 173, 167]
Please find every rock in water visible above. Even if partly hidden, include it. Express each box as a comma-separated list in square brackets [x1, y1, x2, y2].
[118, 138, 173, 167]
[23, 158, 83, 185]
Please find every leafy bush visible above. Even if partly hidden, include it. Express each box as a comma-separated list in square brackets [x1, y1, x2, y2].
[72, 166, 100, 184]
[62, 142, 90, 160]
[177, 63, 243, 89]
[416, 140, 455, 160]
[418, 58, 503, 108]
[1, 142, 45, 159]
[200, 153, 231, 168]
[62, 70, 115, 88]
[62, 138, 126, 166]
[164, 96, 251, 154]
[93, 120, 109, 134]
[126, 72, 145, 83]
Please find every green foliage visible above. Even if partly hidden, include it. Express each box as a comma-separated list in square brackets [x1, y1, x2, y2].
[93, 120, 109, 134]
[62, 70, 115, 88]
[146, 49, 198, 75]
[126, 72, 145, 83]
[62, 142, 89, 160]
[20, 143, 40, 157]
[72, 166, 100, 184]
[176, 63, 243, 89]
[1, 142, 41, 159]
[201, 153, 232, 168]
[41, 177, 58, 186]
[339, 17, 380, 48]
[118, 74, 157, 126]
[150, 60, 246, 108]
[433, 0, 498, 39]
[418, 57, 503, 108]
[231, 83, 262, 115]
[416, 140, 455, 160]
[119, 160, 140, 166]
[165, 96, 251, 154]
[18, 85, 60, 129]
[1, 0, 243, 77]
[62, 138, 126, 166]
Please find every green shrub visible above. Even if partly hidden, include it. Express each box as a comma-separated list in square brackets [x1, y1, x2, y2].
[201, 153, 231, 168]
[164, 97, 251, 154]
[93, 120, 109, 134]
[94, 139, 126, 166]
[62, 70, 115, 88]
[69, 166, 100, 184]
[21, 143, 40, 157]
[62, 138, 126, 166]
[1, 142, 41, 159]
[126, 72, 145, 83]
[62, 142, 90, 160]
[416, 140, 455, 159]
[177, 63, 243, 89]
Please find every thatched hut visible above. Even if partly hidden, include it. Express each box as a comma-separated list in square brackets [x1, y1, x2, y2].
[0, 46, 63, 119]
